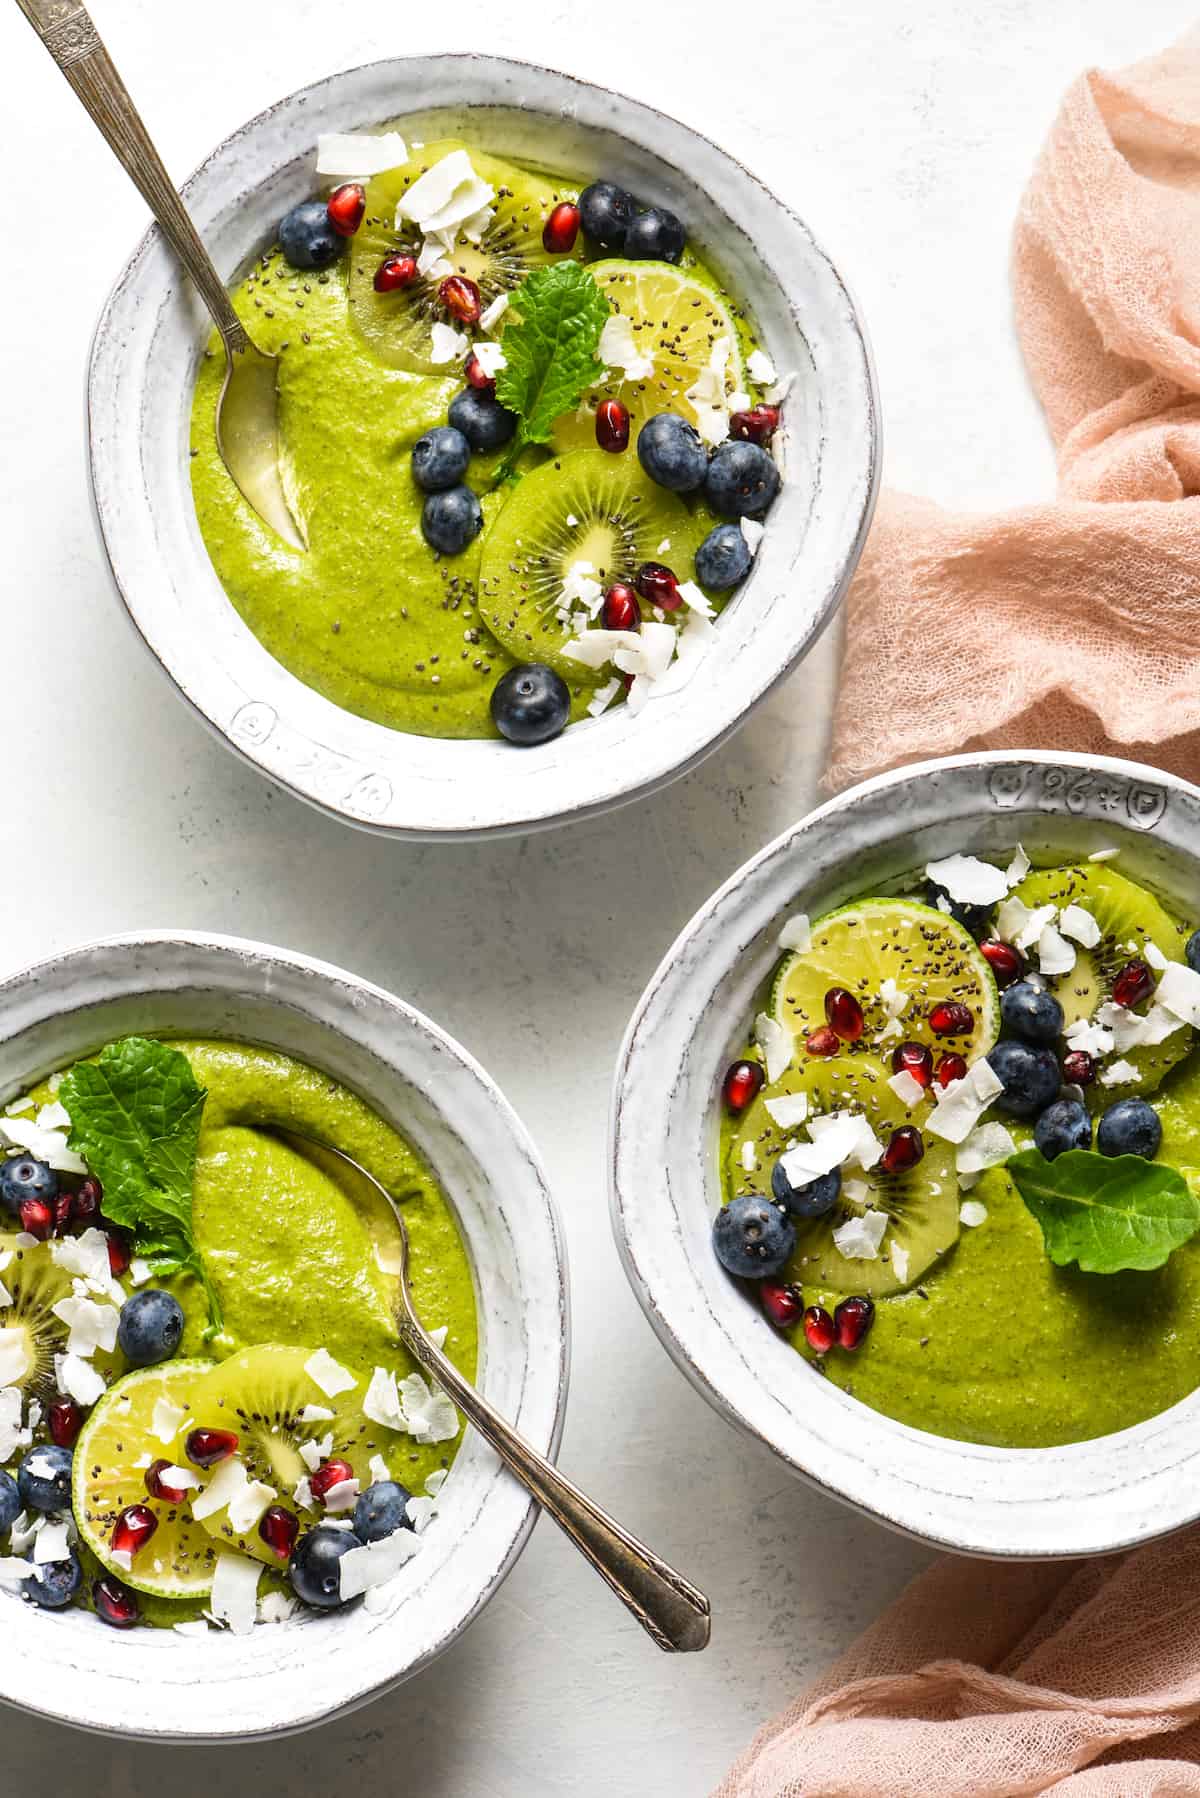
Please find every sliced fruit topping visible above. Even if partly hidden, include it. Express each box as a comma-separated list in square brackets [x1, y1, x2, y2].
[0, 1236, 77, 1405]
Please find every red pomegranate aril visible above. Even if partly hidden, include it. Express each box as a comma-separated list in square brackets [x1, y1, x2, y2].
[1113, 958, 1155, 1010]
[542, 200, 582, 254]
[112, 1504, 157, 1559]
[760, 1280, 803, 1330]
[439, 273, 482, 324]
[929, 1001, 975, 1037]
[634, 562, 681, 610]
[52, 1193, 73, 1236]
[980, 939, 1024, 988]
[729, 404, 780, 445]
[310, 1458, 356, 1503]
[824, 986, 865, 1042]
[805, 1026, 841, 1058]
[374, 253, 418, 293]
[259, 1504, 301, 1560]
[145, 1458, 190, 1504]
[73, 1175, 102, 1221]
[595, 398, 630, 454]
[185, 1427, 239, 1469]
[18, 1198, 52, 1241]
[93, 1574, 140, 1630]
[602, 581, 640, 632]
[465, 352, 495, 392]
[935, 1053, 968, 1088]
[106, 1232, 131, 1277]
[48, 1400, 83, 1449]
[881, 1125, 924, 1175]
[891, 1041, 934, 1088]
[326, 182, 366, 237]
[803, 1305, 836, 1355]
[834, 1295, 876, 1351]
[1062, 1049, 1098, 1088]
[722, 1059, 765, 1115]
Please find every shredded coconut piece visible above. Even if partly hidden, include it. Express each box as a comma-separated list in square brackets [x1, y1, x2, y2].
[151, 1396, 188, 1445]
[891, 1242, 910, 1284]
[598, 312, 655, 381]
[956, 1121, 1016, 1176]
[747, 348, 776, 385]
[363, 1366, 405, 1433]
[754, 1013, 792, 1084]
[429, 321, 469, 365]
[1088, 847, 1119, 862]
[832, 1210, 888, 1259]
[764, 1094, 809, 1130]
[740, 1140, 757, 1174]
[778, 912, 811, 953]
[887, 1070, 927, 1109]
[1036, 921, 1076, 977]
[210, 1553, 261, 1637]
[304, 1349, 358, 1398]
[926, 1058, 1005, 1145]
[959, 1200, 989, 1228]
[1100, 1058, 1142, 1086]
[479, 292, 509, 332]
[316, 131, 408, 178]
[1005, 844, 1030, 886]
[338, 1529, 421, 1602]
[1059, 904, 1101, 949]
[925, 854, 1009, 907]
[398, 1373, 458, 1444]
[1156, 961, 1200, 1028]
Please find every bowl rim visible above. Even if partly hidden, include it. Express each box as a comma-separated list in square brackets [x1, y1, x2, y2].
[85, 50, 879, 842]
[0, 929, 569, 1740]
[610, 749, 1200, 1559]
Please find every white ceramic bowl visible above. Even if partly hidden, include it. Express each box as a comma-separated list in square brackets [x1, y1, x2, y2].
[611, 751, 1200, 1559]
[0, 933, 567, 1740]
[87, 54, 878, 841]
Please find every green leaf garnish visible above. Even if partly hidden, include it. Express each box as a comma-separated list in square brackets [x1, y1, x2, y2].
[1009, 1147, 1200, 1274]
[59, 1037, 222, 1333]
[491, 261, 611, 482]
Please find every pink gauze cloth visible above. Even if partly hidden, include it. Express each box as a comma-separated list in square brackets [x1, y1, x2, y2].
[828, 31, 1200, 792]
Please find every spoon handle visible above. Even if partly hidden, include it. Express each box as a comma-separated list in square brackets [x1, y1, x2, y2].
[393, 1312, 712, 1654]
[14, 0, 248, 352]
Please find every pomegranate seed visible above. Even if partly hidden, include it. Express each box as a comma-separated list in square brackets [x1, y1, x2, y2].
[374, 253, 418, 293]
[935, 1053, 968, 1088]
[439, 274, 482, 325]
[1113, 958, 1155, 1009]
[18, 1198, 52, 1240]
[48, 1400, 83, 1448]
[93, 1573, 140, 1629]
[111, 1504, 157, 1559]
[980, 939, 1024, 988]
[465, 352, 495, 392]
[929, 1001, 975, 1037]
[634, 562, 681, 610]
[602, 582, 640, 632]
[803, 1305, 836, 1354]
[310, 1458, 356, 1503]
[805, 1026, 841, 1058]
[824, 987, 865, 1042]
[542, 200, 582, 254]
[760, 1280, 803, 1329]
[106, 1232, 131, 1276]
[52, 1193, 73, 1236]
[595, 398, 630, 454]
[834, 1295, 875, 1351]
[730, 405, 780, 445]
[73, 1176, 102, 1221]
[722, 1060, 765, 1114]
[259, 1504, 300, 1560]
[326, 182, 366, 237]
[1062, 1049, 1097, 1088]
[881, 1125, 924, 1174]
[891, 1041, 933, 1088]
[185, 1427, 239, 1469]
[145, 1459, 190, 1504]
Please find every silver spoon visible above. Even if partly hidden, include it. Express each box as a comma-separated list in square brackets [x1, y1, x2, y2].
[16, 0, 303, 550]
[280, 1130, 712, 1654]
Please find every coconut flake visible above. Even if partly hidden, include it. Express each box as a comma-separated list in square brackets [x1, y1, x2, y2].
[1089, 847, 1119, 862]
[191, 1457, 252, 1523]
[4, 1097, 33, 1116]
[1036, 922, 1076, 977]
[415, 237, 453, 280]
[429, 321, 469, 365]
[316, 131, 408, 178]
[926, 1058, 1005, 1145]
[1156, 962, 1200, 1028]
[425, 1469, 448, 1498]
[0, 1557, 33, 1586]
[479, 292, 509, 332]
[891, 1242, 910, 1284]
[33, 1520, 71, 1564]
[338, 1529, 422, 1603]
[775, 913, 812, 954]
[747, 348, 776, 385]
[50, 1227, 114, 1288]
[322, 1478, 360, 1515]
[1095, 999, 1184, 1050]
[299, 1405, 335, 1424]
[0, 1115, 87, 1174]
[397, 150, 494, 239]
[740, 1140, 757, 1174]
[210, 1553, 261, 1637]
[127, 1258, 152, 1287]
[675, 580, 715, 620]
[956, 1121, 1016, 1176]
[398, 1373, 458, 1445]
[959, 1200, 989, 1228]
[1100, 1058, 1142, 1086]
[763, 1094, 809, 1130]
[173, 1619, 212, 1637]
[0, 1334, 29, 1388]
[586, 677, 621, 719]
[471, 339, 507, 380]
[924, 854, 1009, 907]
[293, 1476, 315, 1512]
[258, 1590, 300, 1625]
[298, 1431, 333, 1474]
[363, 1366, 406, 1433]
[1005, 844, 1031, 887]
[228, 1477, 277, 1536]
[686, 334, 737, 444]
[151, 1396, 188, 1445]
[753, 1013, 792, 1084]
[1059, 904, 1101, 949]
[1065, 1016, 1116, 1058]
[304, 1349, 358, 1399]
[406, 1495, 436, 1534]
[159, 1463, 200, 1492]
[832, 1210, 888, 1259]
[57, 1352, 105, 1407]
[597, 313, 655, 382]
[780, 1111, 881, 1187]
[740, 517, 766, 554]
[1145, 942, 1169, 972]
[887, 1070, 927, 1110]
[51, 1295, 120, 1357]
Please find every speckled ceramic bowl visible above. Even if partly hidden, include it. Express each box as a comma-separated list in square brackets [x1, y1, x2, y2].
[87, 54, 877, 841]
[611, 751, 1200, 1559]
[0, 933, 567, 1740]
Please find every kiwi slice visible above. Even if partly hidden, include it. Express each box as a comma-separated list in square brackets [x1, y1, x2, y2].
[477, 447, 712, 676]
[0, 1235, 77, 1407]
[347, 141, 575, 373]
[769, 899, 1001, 1062]
[726, 1054, 959, 1296]
[1012, 863, 1192, 1100]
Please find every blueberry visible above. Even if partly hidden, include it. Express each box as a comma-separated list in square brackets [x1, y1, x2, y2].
[411, 425, 471, 494]
[636, 412, 708, 493]
[1186, 929, 1200, 974]
[0, 1470, 19, 1535]
[0, 1156, 57, 1217]
[771, 1161, 840, 1220]
[986, 1041, 1061, 1119]
[422, 486, 483, 556]
[703, 440, 781, 519]
[289, 1525, 362, 1609]
[117, 1289, 184, 1368]
[1097, 1097, 1162, 1160]
[448, 388, 518, 453]
[924, 879, 994, 941]
[578, 181, 635, 251]
[695, 523, 752, 591]
[1034, 1098, 1092, 1161]
[712, 1195, 795, 1279]
[17, 1445, 72, 1515]
[624, 206, 686, 264]
[1000, 981, 1064, 1048]
[353, 1480, 413, 1543]
[491, 664, 571, 746]
[23, 1551, 82, 1610]
[278, 199, 343, 272]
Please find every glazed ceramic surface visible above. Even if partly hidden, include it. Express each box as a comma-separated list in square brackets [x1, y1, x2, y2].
[0, 933, 567, 1740]
[87, 53, 877, 840]
[611, 751, 1200, 1559]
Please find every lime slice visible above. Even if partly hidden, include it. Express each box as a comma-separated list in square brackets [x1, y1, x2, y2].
[73, 1360, 218, 1599]
[770, 899, 1001, 1064]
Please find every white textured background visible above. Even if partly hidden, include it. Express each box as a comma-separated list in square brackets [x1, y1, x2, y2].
[0, 1, 1182, 1792]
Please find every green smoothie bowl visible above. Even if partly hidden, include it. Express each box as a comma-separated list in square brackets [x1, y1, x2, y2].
[0, 934, 566, 1739]
[87, 54, 877, 839]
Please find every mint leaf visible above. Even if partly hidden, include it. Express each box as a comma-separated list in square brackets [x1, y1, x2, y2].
[492, 262, 611, 480]
[59, 1037, 221, 1331]
[1009, 1147, 1200, 1274]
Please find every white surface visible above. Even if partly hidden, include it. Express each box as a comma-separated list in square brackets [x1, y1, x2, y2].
[0, 0, 1180, 1791]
